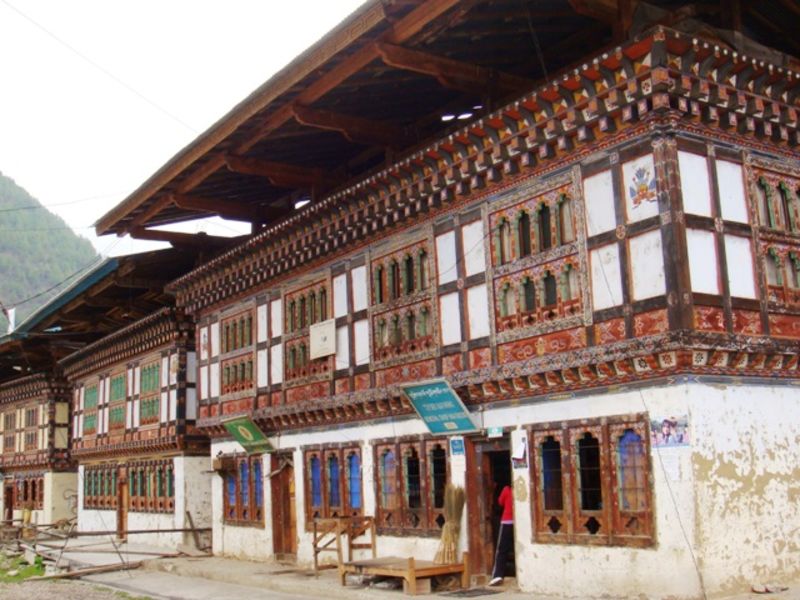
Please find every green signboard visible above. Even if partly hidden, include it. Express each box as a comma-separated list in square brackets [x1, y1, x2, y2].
[400, 379, 477, 435]
[222, 416, 274, 454]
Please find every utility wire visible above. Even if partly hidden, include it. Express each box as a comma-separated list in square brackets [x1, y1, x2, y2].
[0, 191, 127, 214]
[0, 235, 123, 313]
[585, 197, 708, 600]
[1, 0, 198, 135]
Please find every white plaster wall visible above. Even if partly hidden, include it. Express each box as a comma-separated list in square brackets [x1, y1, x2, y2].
[498, 384, 700, 600]
[351, 266, 368, 312]
[629, 230, 666, 300]
[590, 243, 623, 309]
[353, 319, 370, 365]
[462, 220, 486, 277]
[716, 160, 749, 223]
[583, 169, 616, 235]
[211, 439, 272, 561]
[679, 151, 713, 217]
[686, 229, 720, 294]
[436, 231, 458, 285]
[466, 284, 490, 339]
[207, 380, 799, 598]
[45, 472, 78, 523]
[175, 455, 213, 548]
[77, 457, 213, 549]
[690, 383, 800, 596]
[440, 292, 462, 345]
[724, 235, 757, 299]
[333, 274, 348, 318]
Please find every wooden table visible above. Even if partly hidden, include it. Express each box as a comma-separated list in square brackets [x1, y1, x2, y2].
[339, 551, 469, 595]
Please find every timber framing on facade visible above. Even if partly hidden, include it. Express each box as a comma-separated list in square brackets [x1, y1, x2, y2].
[0, 372, 72, 472]
[2, 0, 799, 596]
[60, 307, 207, 461]
[151, 25, 800, 436]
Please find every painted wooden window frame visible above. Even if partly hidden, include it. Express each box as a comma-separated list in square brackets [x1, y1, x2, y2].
[13, 474, 44, 510]
[222, 454, 264, 527]
[303, 445, 363, 528]
[126, 459, 175, 514]
[528, 413, 654, 548]
[374, 438, 449, 536]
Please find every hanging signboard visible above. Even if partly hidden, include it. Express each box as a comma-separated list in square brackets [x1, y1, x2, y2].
[222, 415, 274, 454]
[310, 318, 336, 360]
[400, 378, 477, 435]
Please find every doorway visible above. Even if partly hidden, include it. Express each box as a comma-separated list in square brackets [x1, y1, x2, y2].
[466, 437, 513, 580]
[116, 468, 128, 540]
[271, 453, 297, 560]
[3, 482, 13, 523]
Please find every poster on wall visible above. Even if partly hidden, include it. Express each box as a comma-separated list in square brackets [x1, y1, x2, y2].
[650, 415, 690, 447]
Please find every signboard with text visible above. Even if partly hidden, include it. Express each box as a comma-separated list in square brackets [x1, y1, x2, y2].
[222, 416, 274, 454]
[400, 379, 477, 435]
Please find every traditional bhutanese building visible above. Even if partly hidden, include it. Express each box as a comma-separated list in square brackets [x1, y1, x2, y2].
[0, 372, 73, 526]
[0, 249, 207, 529]
[59, 307, 212, 547]
[92, 1, 800, 597]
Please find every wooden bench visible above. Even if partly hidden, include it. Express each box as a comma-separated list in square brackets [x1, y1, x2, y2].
[339, 551, 469, 595]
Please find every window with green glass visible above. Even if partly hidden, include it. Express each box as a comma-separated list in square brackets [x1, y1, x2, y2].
[84, 385, 98, 409]
[141, 362, 160, 395]
[83, 413, 97, 433]
[110, 374, 126, 403]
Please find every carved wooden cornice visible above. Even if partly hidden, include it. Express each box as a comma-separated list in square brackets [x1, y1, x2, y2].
[0, 372, 67, 407]
[60, 308, 191, 379]
[193, 329, 800, 437]
[168, 26, 800, 315]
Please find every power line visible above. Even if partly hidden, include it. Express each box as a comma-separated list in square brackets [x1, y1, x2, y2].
[1, 0, 198, 135]
[0, 225, 96, 232]
[0, 191, 127, 214]
[0, 236, 124, 314]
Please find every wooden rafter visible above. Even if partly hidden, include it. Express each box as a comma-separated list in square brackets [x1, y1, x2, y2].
[202, 0, 462, 175]
[223, 154, 341, 190]
[170, 193, 285, 223]
[129, 194, 175, 229]
[291, 103, 412, 148]
[129, 227, 238, 249]
[377, 42, 534, 96]
[567, 0, 618, 22]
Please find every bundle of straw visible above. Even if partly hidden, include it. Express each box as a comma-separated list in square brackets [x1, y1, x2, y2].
[434, 484, 466, 564]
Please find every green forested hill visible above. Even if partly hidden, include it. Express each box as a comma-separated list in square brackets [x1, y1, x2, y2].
[0, 172, 98, 333]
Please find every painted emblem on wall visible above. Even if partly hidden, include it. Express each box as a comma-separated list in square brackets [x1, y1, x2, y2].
[628, 165, 657, 207]
[623, 154, 659, 223]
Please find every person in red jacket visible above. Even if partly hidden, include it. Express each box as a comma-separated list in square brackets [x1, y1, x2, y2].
[489, 483, 514, 586]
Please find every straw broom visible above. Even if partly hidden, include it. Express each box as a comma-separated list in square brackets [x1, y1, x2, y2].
[434, 484, 466, 564]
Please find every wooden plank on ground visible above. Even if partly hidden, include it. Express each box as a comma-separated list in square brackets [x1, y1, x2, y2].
[27, 560, 144, 581]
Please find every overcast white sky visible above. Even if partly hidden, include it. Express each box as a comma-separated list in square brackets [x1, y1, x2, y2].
[0, 0, 365, 257]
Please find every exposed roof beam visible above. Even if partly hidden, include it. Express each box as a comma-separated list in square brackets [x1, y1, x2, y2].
[170, 193, 285, 223]
[112, 276, 171, 292]
[376, 42, 534, 97]
[291, 103, 412, 148]
[107, 0, 461, 229]
[128, 194, 175, 230]
[567, 0, 618, 23]
[223, 155, 341, 190]
[129, 227, 239, 249]
[237, 0, 462, 154]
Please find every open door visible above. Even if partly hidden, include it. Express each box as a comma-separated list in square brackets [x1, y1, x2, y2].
[3, 482, 13, 523]
[117, 467, 128, 540]
[466, 437, 512, 582]
[271, 453, 297, 561]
